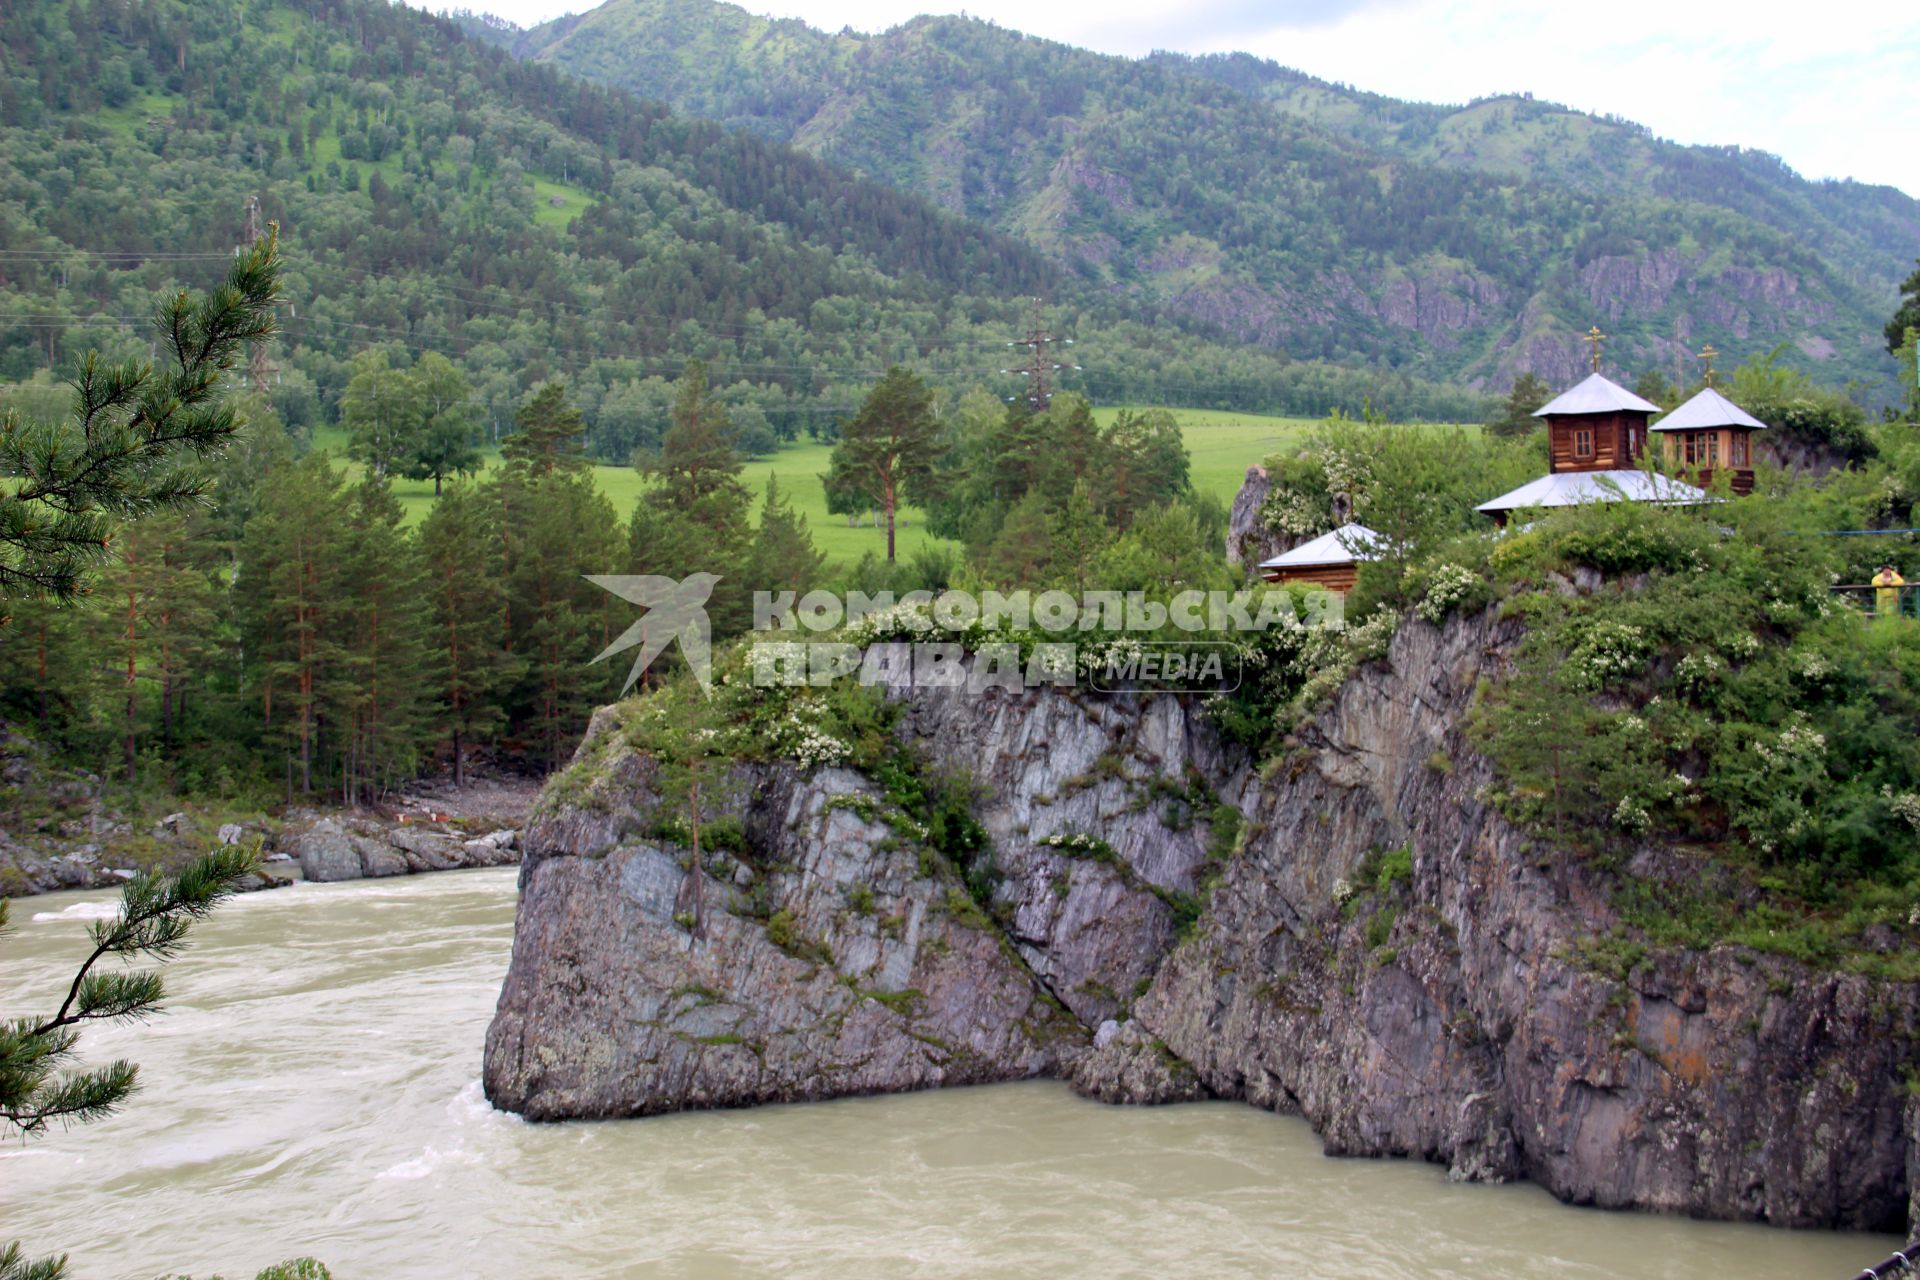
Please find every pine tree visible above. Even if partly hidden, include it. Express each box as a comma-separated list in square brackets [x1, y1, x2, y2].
[0, 232, 280, 602]
[336, 477, 434, 803]
[1041, 394, 1103, 493]
[501, 382, 589, 477]
[648, 361, 749, 542]
[1099, 408, 1189, 530]
[507, 471, 624, 769]
[1048, 481, 1109, 591]
[1488, 373, 1552, 437]
[141, 515, 221, 762]
[643, 361, 753, 635]
[0, 600, 87, 733]
[418, 481, 519, 787]
[86, 526, 150, 784]
[982, 490, 1058, 587]
[237, 454, 350, 796]
[829, 366, 939, 562]
[746, 474, 826, 603]
[86, 514, 221, 781]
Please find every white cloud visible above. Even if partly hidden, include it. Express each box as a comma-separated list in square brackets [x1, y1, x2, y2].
[420, 0, 1920, 195]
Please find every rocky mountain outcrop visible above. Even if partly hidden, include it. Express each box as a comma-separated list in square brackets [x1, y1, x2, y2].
[1225, 464, 1276, 570]
[483, 760, 1074, 1121]
[484, 682, 1232, 1118]
[485, 618, 1920, 1235]
[1113, 613, 1920, 1231]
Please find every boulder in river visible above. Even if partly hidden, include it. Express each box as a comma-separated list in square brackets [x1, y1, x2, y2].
[352, 835, 409, 878]
[292, 819, 361, 883]
[388, 826, 464, 872]
[460, 834, 517, 867]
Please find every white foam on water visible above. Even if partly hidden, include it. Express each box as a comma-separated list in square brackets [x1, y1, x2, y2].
[30, 899, 121, 922]
[375, 1080, 521, 1182]
[375, 1144, 484, 1182]
[449, 1078, 519, 1128]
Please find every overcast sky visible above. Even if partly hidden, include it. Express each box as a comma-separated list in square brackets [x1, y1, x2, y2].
[431, 0, 1918, 196]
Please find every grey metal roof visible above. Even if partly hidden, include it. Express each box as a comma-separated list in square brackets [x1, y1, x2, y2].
[1257, 523, 1386, 570]
[1650, 386, 1768, 433]
[1533, 372, 1663, 418]
[1476, 469, 1711, 514]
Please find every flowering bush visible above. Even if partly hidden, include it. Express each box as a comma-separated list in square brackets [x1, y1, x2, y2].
[1883, 787, 1920, 834]
[1612, 795, 1651, 836]
[1416, 563, 1481, 624]
[1568, 620, 1650, 689]
[1672, 651, 1723, 697]
[775, 709, 850, 770]
[1208, 604, 1399, 753]
[1038, 831, 1115, 858]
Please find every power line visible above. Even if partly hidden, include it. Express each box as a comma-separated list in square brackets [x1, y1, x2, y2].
[243, 196, 272, 396]
[1001, 296, 1077, 412]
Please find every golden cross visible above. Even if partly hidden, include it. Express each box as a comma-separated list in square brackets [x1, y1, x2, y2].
[1584, 325, 1607, 373]
[1698, 344, 1718, 388]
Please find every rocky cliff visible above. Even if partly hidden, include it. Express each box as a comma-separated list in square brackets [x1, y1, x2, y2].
[1224, 464, 1278, 571]
[484, 617, 1920, 1234]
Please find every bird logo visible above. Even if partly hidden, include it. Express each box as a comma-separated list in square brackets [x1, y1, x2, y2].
[585, 573, 721, 695]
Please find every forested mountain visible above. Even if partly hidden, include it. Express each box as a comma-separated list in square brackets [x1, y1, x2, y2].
[0, 0, 1485, 447]
[508, 0, 1918, 395]
[1152, 53, 1916, 297]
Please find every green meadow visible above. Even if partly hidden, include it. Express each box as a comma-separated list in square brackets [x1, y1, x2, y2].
[314, 407, 1347, 566]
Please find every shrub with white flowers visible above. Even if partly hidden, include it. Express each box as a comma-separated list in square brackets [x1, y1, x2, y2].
[1883, 786, 1920, 834]
[1417, 563, 1480, 624]
[772, 707, 850, 770]
[1612, 795, 1651, 836]
[1037, 831, 1117, 860]
[1753, 713, 1826, 771]
[1570, 620, 1650, 688]
[1673, 651, 1723, 696]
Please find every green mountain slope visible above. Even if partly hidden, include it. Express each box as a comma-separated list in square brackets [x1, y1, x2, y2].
[1153, 52, 1914, 297]
[512, 0, 1916, 395]
[0, 0, 1047, 445]
[0, 0, 1487, 443]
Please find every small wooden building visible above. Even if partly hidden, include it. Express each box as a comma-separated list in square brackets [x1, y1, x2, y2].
[1651, 386, 1765, 495]
[1477, 368, 1711, 526]
[1258, 523, 1383, 593]
[1533, 372, 1662, 473]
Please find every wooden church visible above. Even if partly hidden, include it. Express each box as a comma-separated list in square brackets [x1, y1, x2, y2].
[1477, 329, 1712, 526]
[1650, 362, 1766, 494]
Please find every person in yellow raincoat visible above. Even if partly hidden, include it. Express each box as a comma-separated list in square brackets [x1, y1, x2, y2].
[1872, 563, 1906, 616]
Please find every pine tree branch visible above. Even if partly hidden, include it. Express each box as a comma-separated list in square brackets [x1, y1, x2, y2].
[31, 847, 257, 1039]
[2, 1060, 139, 1135]
[0, 1239, 68, 1280]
